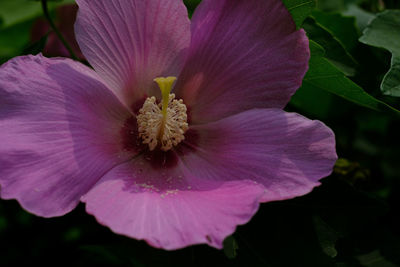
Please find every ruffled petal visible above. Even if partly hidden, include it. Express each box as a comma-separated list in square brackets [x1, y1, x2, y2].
[175, 0, 309, 123]
[182, 109, 337, 202]
[82, 156, 265, 250]
[75, 0, 191, 108]
[0, 55, 134, 217]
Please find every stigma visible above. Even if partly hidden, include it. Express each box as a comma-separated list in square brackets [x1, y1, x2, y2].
[137, 77, 188, 151]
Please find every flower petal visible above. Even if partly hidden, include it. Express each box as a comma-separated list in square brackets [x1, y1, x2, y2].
[75, 0, 191, 108]
[182, 109, 337, 202]
[0, 55, 134, 217]
[82, 156, 265, 250]
[175, 0, 309, 123]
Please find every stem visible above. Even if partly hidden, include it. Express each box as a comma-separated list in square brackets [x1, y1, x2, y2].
[40, 0, 78, 60]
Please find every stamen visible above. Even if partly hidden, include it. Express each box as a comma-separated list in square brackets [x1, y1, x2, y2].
[137, 77, 188, 151]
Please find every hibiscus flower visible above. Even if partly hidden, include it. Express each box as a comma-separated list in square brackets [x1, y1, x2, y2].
[0, 0, 337, 250]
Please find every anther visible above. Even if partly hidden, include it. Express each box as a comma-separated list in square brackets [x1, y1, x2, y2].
[136, 77, 188, 151]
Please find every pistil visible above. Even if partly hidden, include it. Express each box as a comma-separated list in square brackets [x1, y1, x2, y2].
[136, 77, 188, 151]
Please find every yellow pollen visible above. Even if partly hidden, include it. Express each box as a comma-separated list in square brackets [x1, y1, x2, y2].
[137, 76, 188, 151]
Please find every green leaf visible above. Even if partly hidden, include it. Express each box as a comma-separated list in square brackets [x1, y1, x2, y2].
[0, 216, 7, 233]
[312, 10, 360, 52]
[223, 235, 239, 259]
[359, 10, 400, 97]
[304, 17, 358, 76]
[289, 81, 335, 119]
[183, 0, 201, 16]
[357, 250, 398, 267]
[316, 0, 345, 12]
[301, 41, 400, 114]
[0, 0, 42, 29]
[0, 20, 33, 63]
[343, 4, 375, 31]
[282, 0, 316, 28]
[0, 0, 75, 29]
[359, 10, 400, 64]
[313, 216, 340, 258]
[22, 33, 48, 55]
[309, 39, 326, 55]
[382, 56, 400, 96]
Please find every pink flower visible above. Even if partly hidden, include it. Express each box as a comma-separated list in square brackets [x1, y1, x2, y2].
[31, 4, 84, 59]
[0, 0, 337, 250]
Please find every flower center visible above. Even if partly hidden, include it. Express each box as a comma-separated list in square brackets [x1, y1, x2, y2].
[137, 77, 188, 151]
